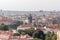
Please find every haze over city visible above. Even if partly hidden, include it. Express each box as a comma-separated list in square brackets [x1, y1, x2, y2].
[0, 0, 60, 11]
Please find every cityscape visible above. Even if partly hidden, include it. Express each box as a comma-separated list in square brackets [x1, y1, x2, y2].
[0, 10, 59, 40]
[0, 0, 60, 40]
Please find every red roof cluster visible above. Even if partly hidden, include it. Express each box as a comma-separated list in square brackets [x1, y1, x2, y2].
[0, 17, 14, 23]
[0, 31, 31, 40]
[20, 24, 35, 28]
[46, 18, 53, 21]
[35, 27, 45, 31]
[48, 24, 60, 29]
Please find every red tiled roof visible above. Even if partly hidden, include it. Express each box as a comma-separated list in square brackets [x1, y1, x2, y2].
[0, 31, 13, 40]
[10, 36, 20, 39]
[35, 27, 45, 31]
[0, 17, 14, 23]
[19, 38, 28, 40]
[25, 34, 31, 38]
[9, 34, 31, 40]
[19, 24, 34, 28]
[0, 31, 32, 40]
[48, 24, 59, 29]
[19, 34, 31, 40]
[46, 18, 53, 21]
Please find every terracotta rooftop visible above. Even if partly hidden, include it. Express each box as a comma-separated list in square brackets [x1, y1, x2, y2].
[46, 18, 53, 21]
[0, 31, 32, 40]
[48, 24, 60, 29]
[0, 31, 13, 40]
[0, 17, 14, 22]
[19, 24, 35, 28]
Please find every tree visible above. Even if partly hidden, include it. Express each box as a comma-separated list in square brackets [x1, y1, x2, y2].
[13, 33, 20, 36]
[51, 34, 57, 40]
[15, 21, 23, 25]
[45, 31, 52, 40]
[3, 25, 9, 31]
[18, 30, 25, 34]
[33, 30, 45, 40]
[25, 28, 35, 37]
[45, 31, 56, 40]
[9, 21, 23, 29]
[32, 38, 42, 40]
[0, 24, 9, 31]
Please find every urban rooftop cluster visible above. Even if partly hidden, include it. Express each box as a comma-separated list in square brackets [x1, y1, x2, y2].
[0, 10, 59, 40]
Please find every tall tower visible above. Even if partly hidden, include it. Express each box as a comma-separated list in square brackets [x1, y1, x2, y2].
[28, 14, 32, 24]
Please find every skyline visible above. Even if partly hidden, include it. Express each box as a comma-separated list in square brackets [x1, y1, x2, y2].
[0, 0, 60, 11]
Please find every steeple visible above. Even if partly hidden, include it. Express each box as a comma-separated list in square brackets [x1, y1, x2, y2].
[28, 14, 32, 24]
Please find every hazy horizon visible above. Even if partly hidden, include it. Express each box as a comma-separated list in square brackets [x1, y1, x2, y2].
[0, 0, 60, 11]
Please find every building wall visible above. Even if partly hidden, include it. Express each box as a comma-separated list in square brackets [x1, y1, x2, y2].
[57, 30, 60, 40]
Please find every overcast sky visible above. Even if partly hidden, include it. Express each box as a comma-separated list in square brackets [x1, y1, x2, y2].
[0, 0, 60, 11]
